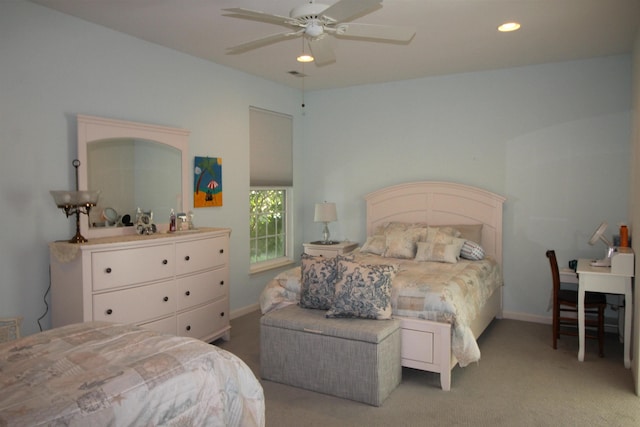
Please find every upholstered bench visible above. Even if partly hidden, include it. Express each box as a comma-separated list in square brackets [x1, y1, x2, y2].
[260, 304, 401, 406]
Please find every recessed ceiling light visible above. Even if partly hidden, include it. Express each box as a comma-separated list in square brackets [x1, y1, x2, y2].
[498, 22, 521, 32]
[297, 54, 314, 63]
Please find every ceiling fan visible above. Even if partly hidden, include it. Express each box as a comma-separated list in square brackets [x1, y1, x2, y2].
[223, 0, 415, 66]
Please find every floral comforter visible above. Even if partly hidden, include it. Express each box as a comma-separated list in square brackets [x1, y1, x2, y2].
[260, 250, 502, 367]
[0, 322, 264, 427]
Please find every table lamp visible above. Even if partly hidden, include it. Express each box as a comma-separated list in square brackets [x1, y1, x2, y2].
[50, 159, 100, 243]
[314, 202, 337, 244]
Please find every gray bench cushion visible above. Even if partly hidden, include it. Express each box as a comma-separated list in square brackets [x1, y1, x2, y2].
[260, 304, 399, 343]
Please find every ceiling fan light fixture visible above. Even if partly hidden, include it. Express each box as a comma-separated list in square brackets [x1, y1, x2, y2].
[498, 21, 521, 32]
[297, 53, 314, 63]
[305, 21, 324, 38]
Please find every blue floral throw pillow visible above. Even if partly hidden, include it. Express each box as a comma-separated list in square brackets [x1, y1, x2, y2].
[299, 254, 339, 310]
[325, 259, 398, 320]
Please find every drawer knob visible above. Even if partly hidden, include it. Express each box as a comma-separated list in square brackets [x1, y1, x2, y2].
[162, 259, 168, 265]
[106, 309, 113, 315]
[220, 312, 225, 317]
[186, 325, 191, 331]
[163, 296, 169, 302]
[184, 255, 190, 261]
[185, 290, 191, 296]
[219, 249, 224, 254]
[105, 267, 112, 274]
[219, 280, 224, 286]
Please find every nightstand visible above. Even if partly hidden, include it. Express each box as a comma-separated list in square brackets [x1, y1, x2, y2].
[303, 241, 358, 258]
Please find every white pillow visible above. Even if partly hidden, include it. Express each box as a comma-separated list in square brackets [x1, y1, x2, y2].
[383, 228, 425, 259]
[415, 238, 466, 263]
[425, 226, 462, 243]
[360, 235, 386, 255]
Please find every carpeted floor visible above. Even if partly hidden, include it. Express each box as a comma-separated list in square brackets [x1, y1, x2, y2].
[216, 310, 640, 427]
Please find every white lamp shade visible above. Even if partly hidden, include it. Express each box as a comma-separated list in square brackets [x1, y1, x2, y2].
[314, 202, 337, 223]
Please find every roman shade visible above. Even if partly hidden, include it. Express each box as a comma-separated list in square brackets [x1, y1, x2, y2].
[249, 106, 293, 187]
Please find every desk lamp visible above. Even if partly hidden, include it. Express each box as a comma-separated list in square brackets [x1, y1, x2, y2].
[588, 222, 615, 267]
[313, 202, 338, 245]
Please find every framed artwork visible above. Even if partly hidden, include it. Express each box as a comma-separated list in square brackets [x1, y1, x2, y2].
[194, 156, 222, 207]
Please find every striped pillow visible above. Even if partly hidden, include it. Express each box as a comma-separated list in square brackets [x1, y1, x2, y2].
[460, 240, 485, 260]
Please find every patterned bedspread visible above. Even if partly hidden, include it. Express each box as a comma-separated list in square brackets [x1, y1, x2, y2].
[0, 322, 264, 427]
[260, 250, 502, 367]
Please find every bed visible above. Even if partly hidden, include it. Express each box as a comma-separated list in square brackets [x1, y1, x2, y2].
[260, 181, 505, 391]
[0, 321, 265, 426]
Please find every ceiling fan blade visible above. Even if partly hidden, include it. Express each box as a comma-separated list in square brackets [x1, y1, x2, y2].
[308, 36, 336, 66]
[336, 23, 415, 42]
[227, 31, 302, 54]
[222, 8, 292, 27]
[321, 0, 382, 23]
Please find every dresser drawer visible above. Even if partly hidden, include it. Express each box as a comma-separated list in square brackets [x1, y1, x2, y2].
[93, 281, 176, 324]
[139, 316, 176, 335]
[177, 299, 228, 341]
[91, 244, 174, 291]
[176, 268, 228, 311]
[176, 236, 228, 276]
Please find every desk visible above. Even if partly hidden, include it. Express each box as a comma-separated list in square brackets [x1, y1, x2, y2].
[576, 258, 633, 367]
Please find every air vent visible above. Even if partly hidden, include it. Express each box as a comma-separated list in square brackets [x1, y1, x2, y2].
[288, 70, 307, 77]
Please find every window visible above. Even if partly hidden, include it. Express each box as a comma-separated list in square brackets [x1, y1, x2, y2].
[250, 188, 291, 266]
[249, 107, 293, 271]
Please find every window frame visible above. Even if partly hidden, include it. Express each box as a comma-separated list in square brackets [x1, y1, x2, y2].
[249, 186, 294, 274]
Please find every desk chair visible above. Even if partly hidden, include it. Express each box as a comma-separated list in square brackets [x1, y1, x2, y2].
[546, 250, 606, 357]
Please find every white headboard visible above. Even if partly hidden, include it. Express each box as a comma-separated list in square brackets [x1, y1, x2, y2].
[364, 181, 506, 267]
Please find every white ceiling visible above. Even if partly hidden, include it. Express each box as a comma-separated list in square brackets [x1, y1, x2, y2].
[30, 0, 640, 91]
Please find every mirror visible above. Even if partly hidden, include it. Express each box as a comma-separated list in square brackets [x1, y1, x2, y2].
[77, 115, 190, 239]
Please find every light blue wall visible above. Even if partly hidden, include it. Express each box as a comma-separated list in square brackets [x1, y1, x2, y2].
[0, 0, 303, 335]
[301, 57, 632, 323]
[0, 1, 633, 335]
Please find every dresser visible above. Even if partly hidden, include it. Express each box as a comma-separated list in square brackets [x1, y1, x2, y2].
[49, 227, 231, 343]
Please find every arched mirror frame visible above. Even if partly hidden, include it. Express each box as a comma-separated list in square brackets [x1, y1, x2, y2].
[77, 114, 190, 240]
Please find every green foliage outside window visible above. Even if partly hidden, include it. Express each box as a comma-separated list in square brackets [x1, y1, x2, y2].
[250, 189, 286, 263]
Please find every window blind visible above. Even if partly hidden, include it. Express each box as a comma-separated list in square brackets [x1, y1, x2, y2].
[249, 106, 293, 187]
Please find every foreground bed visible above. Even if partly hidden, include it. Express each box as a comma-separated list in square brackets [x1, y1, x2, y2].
[0, 321, 264, 426]
[261, 181, 505, 390]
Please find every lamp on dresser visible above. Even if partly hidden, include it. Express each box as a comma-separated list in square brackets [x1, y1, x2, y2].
[313, 202, 338, 244]
[50, 159, 100, 243]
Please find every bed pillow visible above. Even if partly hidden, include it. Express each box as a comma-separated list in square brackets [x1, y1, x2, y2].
[460, 240, 486, 260]
[325, 259, 398, 320]
[415, 237, 466, 263]
[383, 227, 426, 259]
[443, 224, 483, 244]
[360, 235, 386, 255]
[299, 254, 339, 310]
[425, 226, 461, 243]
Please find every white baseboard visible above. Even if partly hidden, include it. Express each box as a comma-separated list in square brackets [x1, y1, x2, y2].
[502, 311, 621, 334]
[502, 311, 550, 325]
[231, 303, 260, 320]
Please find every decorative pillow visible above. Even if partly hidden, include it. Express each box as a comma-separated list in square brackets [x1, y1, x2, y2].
[360, 235, 386, 255]
[383, 227, 426, 259]
[442, 224, 483, 244]
[425, 226, 461, 243]
[299, 254, 338, 310]
[460, 240, 486, 260]
[326, 260, 398, 319]
[415, 238, 466, 263]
